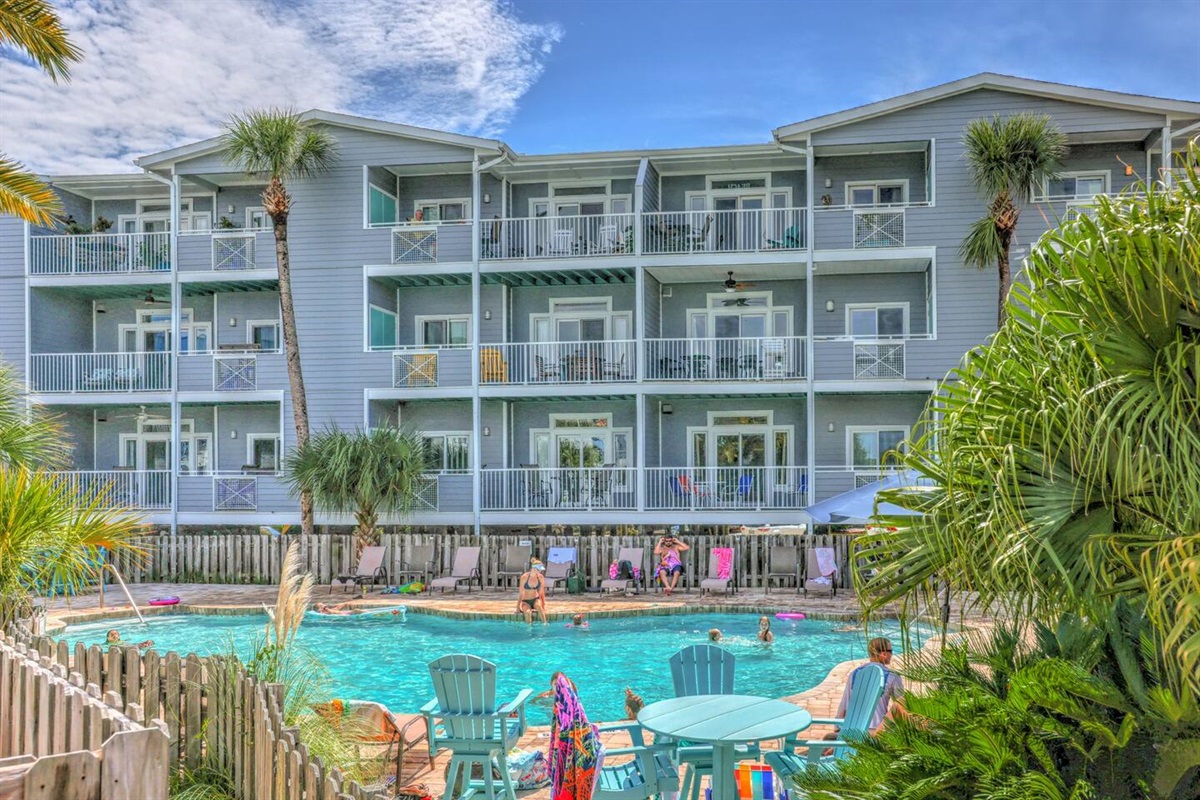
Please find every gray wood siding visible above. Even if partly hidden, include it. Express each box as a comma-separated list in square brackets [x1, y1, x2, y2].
[659, 279, 805, 338]
[813, 153, 927, 206]
[509, 284, 635, 341]
[657, 397, 805, 467]
[0, 217, 27, 373]
[29, 290, 91, 352]
[813, 394, 929, 466]
[642, 273, 661, 338]
[812, 273, 927, 336]
[641, 163, 661, 212]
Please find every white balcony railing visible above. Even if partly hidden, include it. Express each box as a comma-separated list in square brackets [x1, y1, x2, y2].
[642, 208, 805, 254]
[214, 474, 257, 510]
[211, 232, 259, 270]
[481, 467, 638, 511]
[480, 341, 636, 385]
[49, 470, 172, 510]
[853, 340, 906, 379]
[482, 213, 636, 260]
[29, 232, 171, 275]
[852, 209, 905, 248]
[392, 226, 438, 263]
[645, 466, 809, 511]
[29, 352, 171, 393]
[214, 354, 257, 390]
[644, 337, 806, 381]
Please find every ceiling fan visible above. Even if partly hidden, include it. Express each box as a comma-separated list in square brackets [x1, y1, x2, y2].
[113, 405, 161, 424]
[723, 271, 755, 293]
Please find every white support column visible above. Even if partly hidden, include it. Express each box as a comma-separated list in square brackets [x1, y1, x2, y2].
[635, 392, 646, 512]
[170, 173, 182, 535]
[634, 265, 645, 383]
[1162, 121, 1174, 187]
[804, 143, 816, 505]
[470, 155, 483, 535]
[634, 157, 648, 257]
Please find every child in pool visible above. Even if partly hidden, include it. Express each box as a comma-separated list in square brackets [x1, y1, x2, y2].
[106, 629, 153, 649]
[566, 613, 589, 628]
[708, 628, 722, 642]
[757, 615, 774, 643]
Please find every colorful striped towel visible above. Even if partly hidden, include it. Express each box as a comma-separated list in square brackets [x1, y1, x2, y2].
[549, 674, 600, 800]
[714, 547, 734, 580]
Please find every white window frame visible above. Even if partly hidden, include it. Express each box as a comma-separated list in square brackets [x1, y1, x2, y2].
[684, 174, 786, 212]
[118, 307, 211, 354]
[422, 431, 472, 473]
[1038, 170, 1110, 202]
[686, 410, 794, 472]
[246, 319, 282, 352]
[245, 206, 269, 230]
[530, 296, 629, 343]
[415, 197, 471, 224]
[415, 314, 472, 346]
[845, 425, 910, 470]
[118, 418, 210, 473]
[245, 434, 282, 471]
[845, 302, 909, 339]
[687, 291, 793, 338]
[529, 413, 630, 469]
[367, 304, 399, 351]
[845, 180, 909, 208]
[119, 198, 209, 232]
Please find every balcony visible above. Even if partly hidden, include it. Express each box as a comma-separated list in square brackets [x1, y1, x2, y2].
[172, 349, 285, 393]
[482, 467, 638, 511]
[390, 346, 473, 389]
[853, 209, 905, 248]
[642, 208, 805, 255]
[482, 213, 636, 261]
[49, 469, 172, 510]
[361, 223, 474, 265]
[480, 341, 636, 385]
[175, 472, 291, 513]
[645, 466, 808, 511]
[29, 232, 171, 276]
[644, 337, 806, 381]
[29, 352, 172, 393]
[853, 340, 906, 380]
[811, 336, 942, 382]
[177, 230, 275, 272]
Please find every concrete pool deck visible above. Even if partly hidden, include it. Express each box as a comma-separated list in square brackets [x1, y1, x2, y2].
[41, 583, 964, 798]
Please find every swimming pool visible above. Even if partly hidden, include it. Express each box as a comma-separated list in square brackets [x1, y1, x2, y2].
[64, 612, 918, 724]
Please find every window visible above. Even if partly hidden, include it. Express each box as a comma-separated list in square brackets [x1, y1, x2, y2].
[846, 182, 907, 207]
[369, 306, 397, 350]
[248, 321, 280, 351]
[417, 316, 470, 346]
[369, 185, 398, 226]
[847, 304, 908, 338]
[1043, 172, 1108, 200]
[245, 207, 269, 230]
[247, 435, 280, 470]
[848, 427, 909, 469]
[422, 433, 470, 472]
[416, 199, 470, 223]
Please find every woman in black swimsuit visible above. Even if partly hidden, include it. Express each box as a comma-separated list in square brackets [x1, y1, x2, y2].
[515, 559, 547, 625]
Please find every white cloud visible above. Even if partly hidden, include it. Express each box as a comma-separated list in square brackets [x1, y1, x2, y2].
[0, 0, 562, 174]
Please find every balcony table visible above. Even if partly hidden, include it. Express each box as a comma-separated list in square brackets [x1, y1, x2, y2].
[638, 694, 812, 799]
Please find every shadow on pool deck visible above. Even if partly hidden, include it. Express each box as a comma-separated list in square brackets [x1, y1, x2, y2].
[42, 584, 971, 799]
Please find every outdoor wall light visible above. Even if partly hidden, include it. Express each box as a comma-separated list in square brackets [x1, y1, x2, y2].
[661, 403, 674, 415]
[483, 426, 491, 436]
[229, 317, 237, 327]
[484, 310, 492, 320]
[827, 422, 835, 433]
[825, 300, 835, 312]
[824, 178, 833, 188]
[230, 430, 238, 439]
[95, 304, 106, 314]
[226, 204, 235, 214]
[483, 193, 491, 204]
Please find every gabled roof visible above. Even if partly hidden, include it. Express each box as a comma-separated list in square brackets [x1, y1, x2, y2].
[774, 73, 1200, 140]
[136, 109, 508, 170]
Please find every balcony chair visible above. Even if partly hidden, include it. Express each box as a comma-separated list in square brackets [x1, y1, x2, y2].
[519, 464, 552, 507]
[767, 224, 802, 249]
[405, 352, 438, 387]
[81, 367, 115, 390]
[688, 214, 713, 251]
[592, 223, 620, 254]
[719, 474, 755, 506]
[547, 228, 575, 256]
[657, 356, 687, 379]
[601, 352, 628, 380]
[480, 347, 508, 383]
[534, 354, 561, 381]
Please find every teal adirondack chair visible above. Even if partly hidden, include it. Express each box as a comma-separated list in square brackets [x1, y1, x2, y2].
[593, 722, 681, 800]
[668, 645, 759, 800]
[421, 654, 532, 800]
[764, 662, 886, 780]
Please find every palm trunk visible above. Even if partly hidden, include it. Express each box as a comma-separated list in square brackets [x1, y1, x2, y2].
[994, 196, 1019, 328]
[268, 180, 314, 536]
[353, 510, 378, 561]
[997, 247, 1011, 328]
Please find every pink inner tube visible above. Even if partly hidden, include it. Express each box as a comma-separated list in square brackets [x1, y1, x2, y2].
[775, 612, 806, 620]
[148, 596, 180, 606]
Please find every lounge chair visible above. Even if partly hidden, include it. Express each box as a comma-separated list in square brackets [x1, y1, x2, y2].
[599, 546, 645, 594]
[699, 548, 735, 595]
[766, 546, 800, 594]
[320, 700, 431, 785]
[765, 663, 886, 780]
[495, 544, 531, 589]
[396, 543, 436, 587]
[430, 546, 481, 593]
[330, 545, 388, 595]
[545, 546, 577, 593]
[422, 654, 531, 800]
[668, 645, 758, 799]
[805, 546, 839, 597]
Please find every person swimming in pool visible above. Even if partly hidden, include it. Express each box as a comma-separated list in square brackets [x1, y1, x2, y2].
[313, 602, 355, 615]
[515, 559, 547, 625]
[106, 629, 153, 649]
[708, 628, 722, 642]
[758, 615, 775, 643]
[567, 613, 589, 628]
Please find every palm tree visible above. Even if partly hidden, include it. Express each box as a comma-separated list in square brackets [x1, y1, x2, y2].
[959, 112, 1068, 326]
[0, 0, 83, 225]
[0, 362, 146, 627]
[284, 426, 427, 558]
[222, 110, 337, 537]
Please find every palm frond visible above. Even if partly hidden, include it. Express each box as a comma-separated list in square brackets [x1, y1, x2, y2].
[0, 156, 62, 227]
[222, 109, 338, 185]
[0, 0, 83, 82]
[0, 360, 69, 468]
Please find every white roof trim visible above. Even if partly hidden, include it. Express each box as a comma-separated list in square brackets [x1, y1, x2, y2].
[136, 109, 506, 169]
[774, 73, 1200, 140]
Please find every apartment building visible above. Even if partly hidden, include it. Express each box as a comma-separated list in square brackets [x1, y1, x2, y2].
[1, 73, 1196, 533]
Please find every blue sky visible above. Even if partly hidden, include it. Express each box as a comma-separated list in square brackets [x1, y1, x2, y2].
[1, 0, 1196, 173]
[504, 0, 1200, 153]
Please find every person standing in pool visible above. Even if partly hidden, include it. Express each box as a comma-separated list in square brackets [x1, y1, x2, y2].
[106, 629, 153, 649]
[516, 559, 547, 625]
[654, 531, 690, 595]
[757, 615, 774, 643]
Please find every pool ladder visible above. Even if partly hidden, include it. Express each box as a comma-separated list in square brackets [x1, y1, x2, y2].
[98, 564, 147, 626]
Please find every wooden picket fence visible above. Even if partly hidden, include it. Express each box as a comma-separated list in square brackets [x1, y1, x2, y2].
[0, 634, 167, 800]
[111, 530, 858, 590]
[8, 631, 389, 800]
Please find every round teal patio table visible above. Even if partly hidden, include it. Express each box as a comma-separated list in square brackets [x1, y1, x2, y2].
[637, 694, 813, 799]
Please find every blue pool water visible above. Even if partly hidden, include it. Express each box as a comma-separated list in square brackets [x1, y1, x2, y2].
[64, 612, 917, 724]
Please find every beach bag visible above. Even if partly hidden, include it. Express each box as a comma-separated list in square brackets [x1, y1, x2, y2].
[394, 783, 432, 800]
[567, 573, 585, 594]
[507, 748, 550, 789]
[618, 560, 635, 580]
